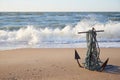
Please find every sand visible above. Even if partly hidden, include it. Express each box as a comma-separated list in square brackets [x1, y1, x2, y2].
[0, 48, 120, 80]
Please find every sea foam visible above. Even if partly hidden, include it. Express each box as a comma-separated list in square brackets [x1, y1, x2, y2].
[0, 20, 120, 49]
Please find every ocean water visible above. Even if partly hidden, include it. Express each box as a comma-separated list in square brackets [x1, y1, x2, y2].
[0, 12, 120, 50]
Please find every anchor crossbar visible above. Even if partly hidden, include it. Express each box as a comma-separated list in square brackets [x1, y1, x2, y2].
[78, 30, 104, 34]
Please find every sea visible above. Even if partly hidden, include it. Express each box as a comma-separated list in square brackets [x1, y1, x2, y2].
[0, 12, 120, 50]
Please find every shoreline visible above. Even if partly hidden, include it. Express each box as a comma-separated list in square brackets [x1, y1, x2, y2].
[0, 47, 120, 50]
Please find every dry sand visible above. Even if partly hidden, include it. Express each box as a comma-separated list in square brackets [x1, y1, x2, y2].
[0, 48, 120, 80]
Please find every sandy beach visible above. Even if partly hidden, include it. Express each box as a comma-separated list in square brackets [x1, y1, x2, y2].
[0, 48, 120, 80]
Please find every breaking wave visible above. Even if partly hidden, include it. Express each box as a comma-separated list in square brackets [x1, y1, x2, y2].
[0, 19, 120, 49]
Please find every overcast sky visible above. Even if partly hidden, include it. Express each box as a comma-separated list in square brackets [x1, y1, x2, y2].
[0, 0, 120, 12]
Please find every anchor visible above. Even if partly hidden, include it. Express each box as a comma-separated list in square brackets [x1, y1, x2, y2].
[75, 28, 109, 71]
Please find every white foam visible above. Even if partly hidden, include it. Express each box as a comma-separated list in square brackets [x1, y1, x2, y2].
[73, 20, 120, 39]
[0, 20, 120, 49]
[0, 26, 40, 45]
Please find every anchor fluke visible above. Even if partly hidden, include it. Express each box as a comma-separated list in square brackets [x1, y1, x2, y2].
[99, 58, 109, 72]
[75, 49, 80, 59]
[74, 49, 83, 68]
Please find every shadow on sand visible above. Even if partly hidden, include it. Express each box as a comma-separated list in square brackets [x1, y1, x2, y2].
[104, 65, 120, 74]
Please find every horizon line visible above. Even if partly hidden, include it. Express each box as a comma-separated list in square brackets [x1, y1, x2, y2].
[0, 10, 120, 12]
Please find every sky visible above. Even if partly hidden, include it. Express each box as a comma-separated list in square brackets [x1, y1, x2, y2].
[0, 0, 120, 12]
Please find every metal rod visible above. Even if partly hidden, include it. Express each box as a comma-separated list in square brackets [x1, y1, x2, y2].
[78, 30, 104, 34]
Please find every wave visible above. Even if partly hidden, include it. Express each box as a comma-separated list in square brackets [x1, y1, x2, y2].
[0, 20, 120, 48]
[75, 20, 120, 39]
